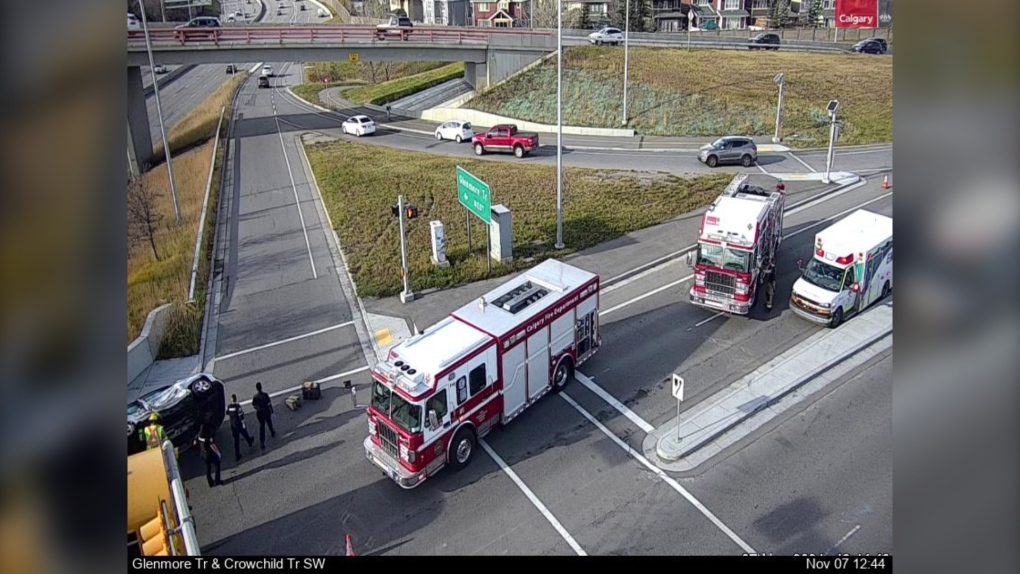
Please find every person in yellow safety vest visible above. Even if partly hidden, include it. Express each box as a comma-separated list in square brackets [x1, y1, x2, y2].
[144, 413, 167, 450]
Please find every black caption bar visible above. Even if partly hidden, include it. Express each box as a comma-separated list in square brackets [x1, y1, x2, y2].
[130, 555, 891, 571]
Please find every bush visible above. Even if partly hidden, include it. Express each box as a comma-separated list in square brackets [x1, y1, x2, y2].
[342, 63, 465, 105]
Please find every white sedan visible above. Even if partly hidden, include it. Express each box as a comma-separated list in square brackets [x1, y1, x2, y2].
[262, 65, 273, 77]
[434, 120, 474, 143]
[342, 115, 376, 137]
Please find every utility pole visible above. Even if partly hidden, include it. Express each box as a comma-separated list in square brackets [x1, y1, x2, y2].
[773, 73, 785, 143]
[397, 195, 414, 303]
[822, 99, 839, 184]
[622, 0, 630, 125]
[555, 0, 564, 250]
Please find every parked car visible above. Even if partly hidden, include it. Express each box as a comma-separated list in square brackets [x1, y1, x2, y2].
[342, 115, 377, 136]
[262, 64, 273, 77]
[376, 14, 413, 40]
[258, 74, 270, 88]
[698, 136, 758, 168]
[153, 64, 167, 74]
[127, 374, 227, 456]
[226, 64, 237, 74]
[851, 38, 886, 54]
[588, 27, 624, 46]
[128, 13, 141, 30]
[472, 124, 540, 158]
[749, 33, 781, 50]
[435, 120, 474, 143]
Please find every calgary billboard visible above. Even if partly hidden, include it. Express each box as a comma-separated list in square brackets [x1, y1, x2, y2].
[835, 0, 880, 28]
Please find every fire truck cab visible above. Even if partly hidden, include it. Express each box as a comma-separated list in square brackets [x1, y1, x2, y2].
[687, 174, 786, 314]
[364, 259, 601, 489]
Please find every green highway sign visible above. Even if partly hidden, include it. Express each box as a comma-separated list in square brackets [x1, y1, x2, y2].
[457, 166, 491, 224]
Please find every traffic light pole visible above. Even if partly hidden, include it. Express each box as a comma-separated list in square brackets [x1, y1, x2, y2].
[398, 195, 414, 303]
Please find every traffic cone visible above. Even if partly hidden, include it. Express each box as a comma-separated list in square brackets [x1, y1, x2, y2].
[345, 534, 356, 557]
[881, 175, 890, 189]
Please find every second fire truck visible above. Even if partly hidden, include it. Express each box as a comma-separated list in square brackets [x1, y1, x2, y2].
[687, 174, 786, 314]
[364, 259, 601, 488]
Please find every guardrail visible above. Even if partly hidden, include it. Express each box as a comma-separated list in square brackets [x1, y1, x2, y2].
[126, 26, 553, 46]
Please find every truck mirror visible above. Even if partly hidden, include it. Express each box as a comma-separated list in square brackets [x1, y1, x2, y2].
[850, 282, 860, 293]
[685, 251, 695, 267]
[796, 258, 804, 270]
[428, 409, 440, 430]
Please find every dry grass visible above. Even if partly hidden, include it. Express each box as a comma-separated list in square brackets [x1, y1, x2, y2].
[152, 73, 245, 162]
[467, 47, 893, 146]
[342, 63, 464, 105]
[305, 140, 731, 297]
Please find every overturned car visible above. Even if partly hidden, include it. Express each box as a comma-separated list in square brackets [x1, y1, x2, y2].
[128, 373, 227, 455]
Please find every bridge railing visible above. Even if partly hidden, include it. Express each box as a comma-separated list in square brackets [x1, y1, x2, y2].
[126, 26, 554, 47]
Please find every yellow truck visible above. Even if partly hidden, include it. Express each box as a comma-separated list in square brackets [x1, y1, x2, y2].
[127, 440, 200, 557]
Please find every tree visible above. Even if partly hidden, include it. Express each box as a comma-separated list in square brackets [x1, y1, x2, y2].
[777, 0, 790, 26]
[127, 177, 164, 261]
[614, 0, 651, 32]
[767, 0, 781, 28]
[807, 0, 822, 27]
[578, 5, 592, 29]
[531, 0, 562, 29]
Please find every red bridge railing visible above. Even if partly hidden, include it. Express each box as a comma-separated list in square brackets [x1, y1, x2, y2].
[127, 26, 554, 47]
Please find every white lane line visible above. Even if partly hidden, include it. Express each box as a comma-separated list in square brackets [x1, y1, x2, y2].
[691, 311, 726, 329]
[275, 113, 318, 279]
[239, 365, 371, 406]
[798, 148, 891, 157]
[216, 321, 356, 361]
[558, 392, 756, 554]
[600, 190, 891, 317]
[574, 372, 654, 433]
[755, 163, 770, 175]
[827, 524, 861, 553]
[478, 439, 587, 556]
[788, 152, 818, 172]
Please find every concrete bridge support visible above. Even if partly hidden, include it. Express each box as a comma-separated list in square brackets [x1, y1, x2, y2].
[463, 61, 489, 91]
[127, 66, 153, 177]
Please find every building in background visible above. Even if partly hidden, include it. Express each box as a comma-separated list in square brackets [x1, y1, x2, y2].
[470, 0, 528, 26]
[423, 0, 469, 24]
[653, 0, 691, 32]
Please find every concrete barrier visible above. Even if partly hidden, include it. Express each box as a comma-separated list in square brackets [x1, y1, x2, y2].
[421, 107, 635, 137]
[127, 303, 173, 384]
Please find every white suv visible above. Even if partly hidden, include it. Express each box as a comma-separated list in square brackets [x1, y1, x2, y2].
[262, 65, 273, 77]
[588, 27, 624, 46]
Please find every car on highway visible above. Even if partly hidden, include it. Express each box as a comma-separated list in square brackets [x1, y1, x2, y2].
[698, 136, 758, 168]
[851, 38, 886, 54]
[262, 64, 273, 77]
[127, 373, 227, 456]
[226, 64, 237, 74]
[301, 3, 306, 9]
[318, 8, 329, 17]
[128, 13, 140, 30]
[748, 32, 781, 50]
[153, 64, 168, 74]
[472, 124, 540, 158]
[227, 15, 236, 22]
[342, 115, 377, 137]
[258, 74, 270, 88]
[376, 14, 413, 40]
[434, 120, 474, 143]
[588, 27, 624, 46]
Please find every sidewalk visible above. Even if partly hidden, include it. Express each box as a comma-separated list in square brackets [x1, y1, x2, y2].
[645, 302, 892, 472]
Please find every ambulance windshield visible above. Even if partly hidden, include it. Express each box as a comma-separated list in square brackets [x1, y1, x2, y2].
[696, 244, 750, 273]
[371, 382, 422, 434]
[801, 258, 845, 292]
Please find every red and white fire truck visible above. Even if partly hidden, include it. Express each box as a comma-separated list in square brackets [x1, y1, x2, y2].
[687, 174, 786, 314]
[364, 259, 601, 489]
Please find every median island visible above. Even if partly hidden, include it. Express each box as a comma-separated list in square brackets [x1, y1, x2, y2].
[303, 138, 732, 297]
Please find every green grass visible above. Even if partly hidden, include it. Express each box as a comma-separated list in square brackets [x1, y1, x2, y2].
[304, 139, 732, 297]
[466, 47, 893, 147]
[294, 61, 450, 107]
[342, 63, 465, 105]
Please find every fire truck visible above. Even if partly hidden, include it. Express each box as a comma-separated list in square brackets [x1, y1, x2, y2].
[364, 259, 601, 488]
[687, 174, 786, 314]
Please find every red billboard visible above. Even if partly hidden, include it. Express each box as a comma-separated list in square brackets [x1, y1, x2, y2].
[835, 0, 879, 28]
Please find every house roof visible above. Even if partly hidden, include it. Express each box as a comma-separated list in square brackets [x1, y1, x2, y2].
[487, 8, 514, 19]
[690, 5, 719, 18]
[718, 9, 750, 18]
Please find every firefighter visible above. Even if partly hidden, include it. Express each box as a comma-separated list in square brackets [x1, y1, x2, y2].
[776, 180, 786, 194]
[764, 256, 777, 312]
[226, 394, 256, 461]
[143, 413, 167, 451]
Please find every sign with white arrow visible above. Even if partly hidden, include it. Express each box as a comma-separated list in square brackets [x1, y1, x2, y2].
[672, 373, 685, 401]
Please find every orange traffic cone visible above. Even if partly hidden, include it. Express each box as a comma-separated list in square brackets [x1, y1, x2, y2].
[345, 534, 356, 557]
[881, 175, 890, 189]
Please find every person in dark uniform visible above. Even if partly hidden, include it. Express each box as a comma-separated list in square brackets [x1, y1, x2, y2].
[226, 394, 255, 461]
[764, 256, 777, 312]
[252, 382, 276, 451]
[195, 423, 223, 487]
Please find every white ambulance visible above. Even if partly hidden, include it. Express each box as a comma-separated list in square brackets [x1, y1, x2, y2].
[790, 209, 893, 328]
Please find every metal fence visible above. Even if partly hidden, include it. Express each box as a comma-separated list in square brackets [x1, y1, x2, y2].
[548, 26, 892, 44]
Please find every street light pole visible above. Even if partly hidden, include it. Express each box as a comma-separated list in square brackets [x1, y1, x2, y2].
[137, 0, 181, 222]
[622, 0, 630, 125]
[822, 99, 839, 184]
[555, 0, 564, 250]
[397, 195, 414, 303]
[772, 72, 785, 143]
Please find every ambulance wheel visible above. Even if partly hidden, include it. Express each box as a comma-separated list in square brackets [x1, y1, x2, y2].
[551, 357, 574, 393]
[881, 281, 891, 300]
[830, 308, 844, 329]
[449, 428, 476, 472]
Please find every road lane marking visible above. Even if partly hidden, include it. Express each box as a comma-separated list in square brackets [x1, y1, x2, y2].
[788, 152, 818, 172]
[216, 321, 356, 361]
[275, 113, 318, 279]
[574, 372, 654, 433]
[239, 365, 371, 406]
[755, 163, 770, 175]
[827, 524, 861, 553]
[478, 440, 587, 556]
[600, 189, 890, 317]
[558, 392, 756, 554]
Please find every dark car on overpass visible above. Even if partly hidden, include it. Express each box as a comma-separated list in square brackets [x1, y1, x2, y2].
[851, 38, 887, 54]
[127, 373, 227, 456]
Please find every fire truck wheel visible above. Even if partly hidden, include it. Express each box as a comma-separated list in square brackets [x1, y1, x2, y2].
[449, 428, 476, 471]
[551, 357, 574, 393]
[830, 308, 844, 329]
[881, 281, 891, 299]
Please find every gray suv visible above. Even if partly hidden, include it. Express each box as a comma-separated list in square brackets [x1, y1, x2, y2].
[698, 136, 758, 168]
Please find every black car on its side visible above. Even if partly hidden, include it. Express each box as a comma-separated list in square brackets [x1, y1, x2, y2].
[851, 38, 887, 54]
[749, 33, 781, 51]
[127, 373, 227, 455]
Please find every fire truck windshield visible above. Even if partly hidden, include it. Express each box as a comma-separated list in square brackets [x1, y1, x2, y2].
[371, 381, 422, 434]
[801, 258, 845, 292]
[696, 244, 750, 273]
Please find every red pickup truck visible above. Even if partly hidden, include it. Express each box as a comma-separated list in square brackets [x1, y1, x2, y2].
[471, 125, 540, 158]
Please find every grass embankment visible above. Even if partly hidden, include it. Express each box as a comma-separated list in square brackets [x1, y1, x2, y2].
[466, 47, 893, 147]
[153, 73, 245, 162]
[305, 140, 731, 297]
[292, 61, 451, 108]
[129, 75, 244, 358]
[342, 63, 465, 105]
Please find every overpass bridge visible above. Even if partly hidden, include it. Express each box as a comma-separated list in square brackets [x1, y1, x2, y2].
[126, 26, 555, 171]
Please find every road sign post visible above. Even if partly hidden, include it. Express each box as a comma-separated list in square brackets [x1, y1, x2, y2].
[457, 166, 491, 263]
[672, 373, 685, 441]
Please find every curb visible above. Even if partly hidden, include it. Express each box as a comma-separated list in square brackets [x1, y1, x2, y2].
[144, 64, 196, 97]
[655, 320, 893, 462]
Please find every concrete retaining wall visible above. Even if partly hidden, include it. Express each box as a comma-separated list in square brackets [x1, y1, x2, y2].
[127, 303, 173, 384]
[421, 107, 635, 137]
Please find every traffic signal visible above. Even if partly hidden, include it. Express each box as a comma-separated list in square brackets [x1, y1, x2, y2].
[391, 203, 399, 218]
[406, 205, 418, 220]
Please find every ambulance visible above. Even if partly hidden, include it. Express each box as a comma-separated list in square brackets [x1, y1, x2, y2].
[790, 209, 893, 328]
